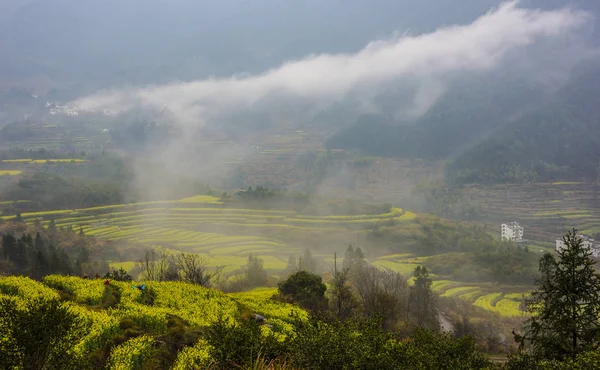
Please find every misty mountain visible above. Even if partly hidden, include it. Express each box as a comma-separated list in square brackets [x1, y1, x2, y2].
[446, 65, 600, 183]
[3, 0, 597, 94]
[324, 68, 553, 159]
[326, 60, 600, 182]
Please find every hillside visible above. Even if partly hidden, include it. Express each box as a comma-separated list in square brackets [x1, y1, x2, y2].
[464, 182, 600, 245]
[326, 64, 600, 185]
[325, 71, 549, 159]
[1, 195, 415, 274]
[448, 66, 600, 184]
[0, 275, 497, 369]
[0, 275, 305, 369]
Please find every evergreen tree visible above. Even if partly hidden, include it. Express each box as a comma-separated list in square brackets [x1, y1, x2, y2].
[278, 270, 327, 311]
[34, 232, 45, 252]
[2, 234, 29, 269]
[410, 266, 438, 329]
[0, 234, 16, 260]
[329, 268, 357, 322]
[300, 249, 316, 273]
[285, 256, 298, 275]
[515, 229, 600, 360]
[353, 247, 365, 267]
[33, 250, 50, 279]
[342, 245, 354, 270]
[343, 244, 366, 273]
[48, 219, 57, 234]
[245, 254, 267, 287]
[15, 212, 24, 223]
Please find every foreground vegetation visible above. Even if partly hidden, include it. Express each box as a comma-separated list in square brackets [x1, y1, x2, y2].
[2, 228, 599, 369]
[0, 274, 492, 369]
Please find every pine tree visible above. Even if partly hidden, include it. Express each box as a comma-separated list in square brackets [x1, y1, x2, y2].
[285, 256, 298, 275]
[410, 266, 438, 329]
[329, 268, 357, 321]
[342, 245, 354, 270]
[515, 229, 600, 360]
[48, 219, 57, 234]
[343, 245, 366, 273]
[33, 250, 50, 279]
[246, 254, 267, 287]
[301, 249, 316, 273]
[353, 247, 365, 268]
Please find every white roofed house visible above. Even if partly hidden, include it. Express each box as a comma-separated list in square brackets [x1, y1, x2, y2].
[556, 234, 600, 258]
[501, 222, 524, 242]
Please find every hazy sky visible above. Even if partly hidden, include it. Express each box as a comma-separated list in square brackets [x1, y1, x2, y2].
[72, 1, 594, 126]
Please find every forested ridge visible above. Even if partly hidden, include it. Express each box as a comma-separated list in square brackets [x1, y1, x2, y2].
[327, 65, 600, 184]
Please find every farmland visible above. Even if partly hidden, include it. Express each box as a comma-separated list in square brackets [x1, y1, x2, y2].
[466, 182, 600, 247]
[1, 192, 540, 317]
[373, 253, 531, 317]
[8, 196, 415, 275]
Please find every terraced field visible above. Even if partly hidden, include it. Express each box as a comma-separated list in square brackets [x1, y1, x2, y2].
[7, 192, 533, 318]
[1, 158, 87, 164]
[8, 196, 413, 274]
[467, 182, 600, 247]
[374, 253, 530, 317]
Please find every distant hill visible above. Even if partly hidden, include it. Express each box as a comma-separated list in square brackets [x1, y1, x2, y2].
[326, 63, 600, 184]
[447, 66, 600, 184]
[325, 70, 552, 159]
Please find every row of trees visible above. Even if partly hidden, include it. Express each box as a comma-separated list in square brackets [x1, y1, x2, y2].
[0, 230, 108, 279]
[277, 245, 439, 332]
[134, 249, 221, 286]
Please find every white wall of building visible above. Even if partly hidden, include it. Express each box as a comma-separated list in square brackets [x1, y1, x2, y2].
[501, 222, 524, 242]
[556, 235, 600, 258]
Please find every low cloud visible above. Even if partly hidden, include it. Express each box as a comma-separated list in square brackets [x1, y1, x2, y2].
[73, 1, 593, 126]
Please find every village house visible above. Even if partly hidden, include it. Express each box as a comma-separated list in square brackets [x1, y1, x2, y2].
[501, 221, 524, 242]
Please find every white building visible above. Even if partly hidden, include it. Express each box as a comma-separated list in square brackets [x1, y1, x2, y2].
[501, 222, 524, 242]
[49, 105, 79, 116]
[556, 234, 600, 258]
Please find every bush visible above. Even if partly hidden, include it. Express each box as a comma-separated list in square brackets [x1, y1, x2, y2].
[276, 270, 327, 311]
[0, 296, 83, 370]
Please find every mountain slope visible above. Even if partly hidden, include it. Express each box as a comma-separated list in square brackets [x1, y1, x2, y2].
[447, 66, 600, 184]
[325, 70, 551, 159]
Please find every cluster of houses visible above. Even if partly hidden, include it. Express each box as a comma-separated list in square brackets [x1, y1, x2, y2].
[501, 221, 600, 258]
[44, 102, 117, 117]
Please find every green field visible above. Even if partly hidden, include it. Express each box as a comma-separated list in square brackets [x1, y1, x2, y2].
[13, 197, 413, 275]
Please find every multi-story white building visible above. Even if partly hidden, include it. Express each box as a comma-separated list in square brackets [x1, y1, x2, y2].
[556, 234, 600, 257]
[501, 222, 524, 242]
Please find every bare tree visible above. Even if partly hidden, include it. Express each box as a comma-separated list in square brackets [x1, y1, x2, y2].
[155, 248, 172, 282]
[135, 248, 178, 281]
[352, 265, 409, 330]
[135, 249, 158, 281]
[329, 268, 357, 322]
[135, 249, 222, 286]
[174, 253, 222, 287]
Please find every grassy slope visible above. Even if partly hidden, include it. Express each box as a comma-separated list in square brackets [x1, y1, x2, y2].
[0, 275, 305, 369]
